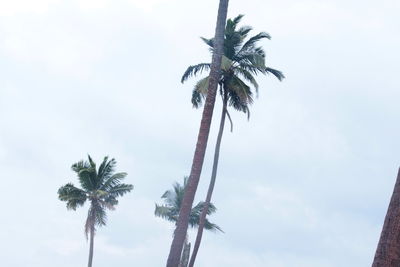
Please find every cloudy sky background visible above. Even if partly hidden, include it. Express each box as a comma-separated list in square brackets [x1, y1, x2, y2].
[1, 0, 399, 266]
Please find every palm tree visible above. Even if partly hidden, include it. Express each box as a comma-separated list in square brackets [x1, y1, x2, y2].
[166, 1, 229, 266]
[57, 155, 133, 267]
[181, 15, 284, 266]
[155, 177, 222, 267]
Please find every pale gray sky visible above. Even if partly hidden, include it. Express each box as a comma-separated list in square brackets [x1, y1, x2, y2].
[1, 0, 399, 266]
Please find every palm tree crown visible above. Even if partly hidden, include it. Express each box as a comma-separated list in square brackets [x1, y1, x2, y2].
[181, 14, 284, 119]
[58, 155, 133, 237]
[155, 177, 222, 232]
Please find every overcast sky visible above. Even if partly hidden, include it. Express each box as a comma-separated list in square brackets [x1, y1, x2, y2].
[1, 0, 399, 266]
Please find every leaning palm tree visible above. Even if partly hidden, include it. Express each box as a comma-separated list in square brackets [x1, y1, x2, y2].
[58, 155, 133, 267]
[181, 15, 284, 266]
[156, 177, 221, 267]
[166, 1, 229, 266]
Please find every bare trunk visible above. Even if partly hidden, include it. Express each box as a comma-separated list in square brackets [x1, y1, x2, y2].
[188, 92, 227, 267]
[166, 1, 229, 266]
[373, 168, 400, 266]
[179, 237, 191, 267]
[88, 224, 94, 267]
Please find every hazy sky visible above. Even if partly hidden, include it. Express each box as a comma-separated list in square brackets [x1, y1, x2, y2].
[1, 0, 399, 266]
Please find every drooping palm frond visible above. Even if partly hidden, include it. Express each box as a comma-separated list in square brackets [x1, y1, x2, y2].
[181, 63, 211, 83]
[237, 32, 271, 56]
[265, 67, 285, 81]
[58, 183, 87, 210]
[155, 204, 178, 223]
[234, 67, 259, 91]
[191, 76, 209, 108]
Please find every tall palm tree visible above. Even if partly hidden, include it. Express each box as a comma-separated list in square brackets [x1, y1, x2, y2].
[166, 0, 229, 266]
[181, 15, 284, 266]
[58, 155, 133, 267]
[155, 177, 222, 267]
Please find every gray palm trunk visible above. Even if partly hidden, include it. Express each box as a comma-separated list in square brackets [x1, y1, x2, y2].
[188, 90, 228, 267]
[178, 236, 191, 267]
[373, 168, 400, 266]
[166, 0, 229, 266]
[88, 223, 94, 267]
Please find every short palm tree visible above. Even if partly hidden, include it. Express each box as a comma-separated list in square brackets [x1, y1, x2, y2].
[58, 155, 133, 267]
[155, 177, 221, 267]
[181, 14, 285, 266]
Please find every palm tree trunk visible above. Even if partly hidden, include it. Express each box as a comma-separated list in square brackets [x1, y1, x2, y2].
[188, 91, 227, 267]
[373, 168, 400, 266]
[179, 236, 191, 267]
[166, 1, 229, 266]
[88, 224, 95, 267]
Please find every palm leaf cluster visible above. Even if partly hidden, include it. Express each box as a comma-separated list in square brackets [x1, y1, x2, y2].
[155, 177, 222, 232]
[181, 14, 285, 118]
[58, 155, 133, 237]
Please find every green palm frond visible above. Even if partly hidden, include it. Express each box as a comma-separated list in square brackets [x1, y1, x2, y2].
[238, 32, 271, 55]
[98, 157, 116, 182]
[191, 76, 209, 108]
[265, 67, 285, 81]
[71, 160, 90, 174]
[77, 167, 96, 191]
[200, 37, 214, 49]
[155, 204, 178, 223]
[58, 183, 87, 210]
[155, 177, 221, 233]
[234, 67, 259, 91]
[181, 63, 211, 83]
[108, 183, 133, 198]
[101, 172, 127, 191]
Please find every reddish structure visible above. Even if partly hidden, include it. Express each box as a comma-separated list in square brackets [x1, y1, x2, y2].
[373, 168, 400, 266]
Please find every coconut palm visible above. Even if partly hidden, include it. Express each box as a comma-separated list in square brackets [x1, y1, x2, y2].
[155, 177, 221, 267]
[57, 155, 133, 267]
[166, 1, 229, 266]
[181, 15, 284, 266]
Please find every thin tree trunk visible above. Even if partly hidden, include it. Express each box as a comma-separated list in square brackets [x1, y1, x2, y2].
[88, 224, 95, 267]
[179, 237, 191, 267]
[188, 91, 227, 267]
[372, 168, 400, 267]
[166, 1, 229, 266]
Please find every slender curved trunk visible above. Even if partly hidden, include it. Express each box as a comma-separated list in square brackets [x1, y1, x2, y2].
[372, 168, 400, 266]
[166, 1, 229, 266]
[88, 224, 94, 267]
[188, 91, 227, 267]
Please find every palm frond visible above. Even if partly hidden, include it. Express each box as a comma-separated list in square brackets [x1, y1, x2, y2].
[98, 157, 116, 183]
[238, 32, 271, 56]
[71, 160, 90, 174]
[101, 172, 127, 191]
[200, 37, 214, 49]
[181, 63, 211, 83]
[265, 67, 285, 81]
[58, 183, 87, 210]
[234, 67, 259, 92]
[108, 183, 133, 198]
[77, 168, 96, 191]
[155, 204, 177, 223]
[204, 220, 224, 233]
